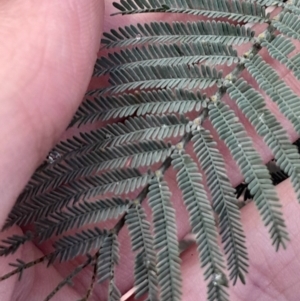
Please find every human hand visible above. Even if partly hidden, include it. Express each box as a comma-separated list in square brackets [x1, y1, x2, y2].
[1, 1, 300, 301]
[0, 1, 104, 300]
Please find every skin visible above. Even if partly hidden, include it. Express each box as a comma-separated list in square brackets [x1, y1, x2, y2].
[0, 1, 300, 301]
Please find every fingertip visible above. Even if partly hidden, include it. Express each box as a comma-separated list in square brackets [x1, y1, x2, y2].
[0, 0, 104, 226]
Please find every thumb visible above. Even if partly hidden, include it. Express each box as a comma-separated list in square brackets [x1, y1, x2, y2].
[0, 0, 104, 226]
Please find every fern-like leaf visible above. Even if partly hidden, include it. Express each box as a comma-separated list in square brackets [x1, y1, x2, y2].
[35, 198, 129, 242]
[0, 231, 34, 256]
[5, 169, 149, 229]
[108, 282, 122, 301]
[285, 0, 300, 14]
[253, 0, 283, 6]
[7, 259, 27, 281]
[3, 1, 300, 300]
[262, 34, 300, 80]
[66, 139, 171, 173]
[97, 233, 119, 282]
[71, 89, 205, 126]
[19, 140, 171, 204]
[113, 0, 266, 23]
[289, 53, 300, 80]
[126, 204, 158, 300]
[97, 234, 121, 301]
[102, 64, 222, 95]
[147, 175, 182, 301]
[245, 55, 300, 135]
[171, 151, 229, 300]
[101, 21, 254, 49]
[192, 129, 248, 285]
[55, 115, 188, 160]
[227, 78, 300, 202]
[262, 34, 295, 63]
[272, 12, 300, 40]
[95, 42, 238, 76]
[48, 227, 107, 264]
[209, 103, 289, 250]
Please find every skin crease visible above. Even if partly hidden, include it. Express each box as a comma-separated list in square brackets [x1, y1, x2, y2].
[0, 1, 300, 301]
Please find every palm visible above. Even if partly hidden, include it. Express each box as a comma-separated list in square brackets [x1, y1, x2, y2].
[1, 1, 300, 301]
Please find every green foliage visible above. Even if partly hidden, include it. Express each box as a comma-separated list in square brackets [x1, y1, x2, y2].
[48, 227, 107, 264]
[0, 231, 34, 256]
[273, 12, 300, 40]
[113, 0, 266, 23]
[227, 79, 300, 202]
[95, 42, 238, 76]
[209, 102, 289, 250]
[262, 34, 300, 80]
[103, 64, 222, 94]
[97, 234, 122, 300]
[4, 168, 149, 228]
[192, 129, 248, 285]
[1, 1, 300, 301]
[172, 151, 228, 301]
[126, 204, 158, 300]
[147, 175, 182, 301]
[56, 115, 188, 159]
[245, 55, 300, 135]
[71, 89, 205, 125]
[36, 198, 130, 242]
[285, 0, 300, 14]
[101, 21, 254, 49]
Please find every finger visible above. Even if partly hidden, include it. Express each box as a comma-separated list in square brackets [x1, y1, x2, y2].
[0, 0, 104, 226]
